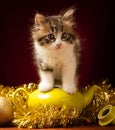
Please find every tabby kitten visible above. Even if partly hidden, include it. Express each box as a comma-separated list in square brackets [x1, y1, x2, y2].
[31, 8, 81, 94]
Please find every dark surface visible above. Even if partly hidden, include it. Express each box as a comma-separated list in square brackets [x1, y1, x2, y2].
[0, 126, 115, 130]
[0, 0, 114, 87]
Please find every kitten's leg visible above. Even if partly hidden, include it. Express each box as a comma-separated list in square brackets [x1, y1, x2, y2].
[62, 63, 77, 94]
[38, 71, 54, 92]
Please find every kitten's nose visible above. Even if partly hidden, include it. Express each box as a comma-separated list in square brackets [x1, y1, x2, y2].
[56, 43, 62, 48]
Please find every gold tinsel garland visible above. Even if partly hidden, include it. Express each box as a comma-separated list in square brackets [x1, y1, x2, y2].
[80, 80, 115, 124]
[0, 80, 115, 128]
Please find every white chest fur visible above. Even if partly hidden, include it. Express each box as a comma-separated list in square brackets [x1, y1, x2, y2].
[34, 41, 76, 70]
[33, 41, 78, 94]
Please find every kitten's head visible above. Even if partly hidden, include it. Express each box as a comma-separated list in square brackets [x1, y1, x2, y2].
[31, 8, 77, 49]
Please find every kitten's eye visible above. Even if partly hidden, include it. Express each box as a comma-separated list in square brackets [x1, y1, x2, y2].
[48, 34, 55, 41]
[61, 32, 69, 41]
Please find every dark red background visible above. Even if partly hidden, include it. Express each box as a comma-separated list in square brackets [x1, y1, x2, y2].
[0, 0, 114, 87]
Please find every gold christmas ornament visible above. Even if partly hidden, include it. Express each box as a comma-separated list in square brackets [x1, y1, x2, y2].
[0, 97, 13, 125]
[80, 80, 115, 124]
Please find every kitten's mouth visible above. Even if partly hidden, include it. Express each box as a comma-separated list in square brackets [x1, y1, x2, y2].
[56, 46, 62, 49]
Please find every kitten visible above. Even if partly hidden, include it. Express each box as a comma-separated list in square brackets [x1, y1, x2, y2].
[31, 8, 81, 94]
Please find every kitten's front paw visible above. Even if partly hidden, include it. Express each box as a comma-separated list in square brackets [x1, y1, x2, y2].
[63, 85, 77, 94]
[38, 82, 53, 92]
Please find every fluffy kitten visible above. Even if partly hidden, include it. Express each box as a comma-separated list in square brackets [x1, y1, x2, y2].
[31, 8, 81, 94]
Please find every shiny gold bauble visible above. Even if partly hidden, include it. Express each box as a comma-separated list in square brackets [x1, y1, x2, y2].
[0, 97, 13, 125]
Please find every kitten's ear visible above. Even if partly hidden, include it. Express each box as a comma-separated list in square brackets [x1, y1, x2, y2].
[35, 13, 46, 25]
[62, 8, 76, 27]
